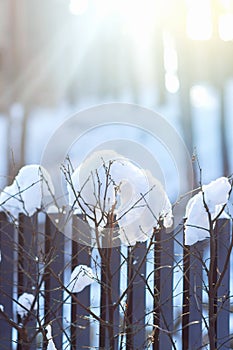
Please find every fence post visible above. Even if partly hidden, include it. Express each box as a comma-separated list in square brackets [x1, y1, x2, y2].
[17, 213, 38, 350]
[99, 222, 121, 349]
[0, 212, 15, 349]
[154, 226, 174, 350]
[44, 214, 64, 350]
[71, 214, 92, 350]
[99, 241, 108, 349]
[182, 218, 232, 349]
[109, 240, 121, 348]
[126, 241, 147, 349]
[215, 218, 231, 349]
[182, 240, 204, 350]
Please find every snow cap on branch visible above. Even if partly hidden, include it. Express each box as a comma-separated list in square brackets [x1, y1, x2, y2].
[67, 265, 95, 293]
[16, 293, 37, 318]
[184, 177, 231, 246]
[67, 150, 173, 246]
[0, 164, 54, 218]
[119, 169, 173, 245]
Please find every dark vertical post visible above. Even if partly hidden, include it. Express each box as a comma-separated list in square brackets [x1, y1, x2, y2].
[0, 212, 15, 349]
[17, 213, 38, 349]
[219, 83, 229, 177]
[182, 237, 204, 350]
[182, 244, 190, 350]
[109, 241, 121, 349]
[176, 41, 194, 154]
[215, 218, 231, 349]
[154, 227, 174, 350]
[44, 214, 64, 350]
[126, 246, 133, 349]
[99, 219, 121, 350]
[18, 214, 38, 292]
[159, 228, 174, 347]
[71, 215, 92, 350]
[188, 242, 204, 348]
[153, 228, 161, 350]
[99, 242, 108, 349]
[126, 242, 147, 349]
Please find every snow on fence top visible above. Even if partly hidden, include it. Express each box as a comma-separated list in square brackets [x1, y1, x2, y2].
[0, 156, 173, 247]
[0, 164, 54, 219]
[66, 150, 173, 246]
[184, 176, 231, 245]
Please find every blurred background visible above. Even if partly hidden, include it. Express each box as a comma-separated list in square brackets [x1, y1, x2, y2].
[0, 0, 232, 190]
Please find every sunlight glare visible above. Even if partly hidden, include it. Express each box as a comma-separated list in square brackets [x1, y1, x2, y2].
[163, 32, 179, 94]
[94, 0, 156, 41]
[219, 0, 233, 10]
[69, 0, 89, 15]
[190, 85, 216, 108]
[93, 0, 157, 65]
[163, 33, 178, 72]
[186, 0, 212, 40]
[219, 13, 233, 41]
[165, 73, 180, 94]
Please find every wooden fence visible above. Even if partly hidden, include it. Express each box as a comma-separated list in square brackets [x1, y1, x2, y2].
[0, 212, 232, 350]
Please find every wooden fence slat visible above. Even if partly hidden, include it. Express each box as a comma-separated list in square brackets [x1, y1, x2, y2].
[44, 214, 64, 350]
[18, 214, 38, 294]
[0, 211, 232, 350]
[126, 246, 133, 349]
[99, 226, 121, 350]
[126, 242, 147, 349]
[154, 228, 161, 350]
[188, 242, 204, 349]
[216, 218, 231, 349]
[182, 243, 190, 350]
[92, 216, 121, 350]
[0, 212, 14, 350]
[182, 238, 204, 350]
[99, 239, 121, 349]
[100, 243, 108, 349]
[17, 213, 38, 350]
[131, 242, 147, 349]
[154, 227, 174, 350]
[159, 228, 174, 348]
[71, 215, 92, 350]
[109, 241, 121, 349]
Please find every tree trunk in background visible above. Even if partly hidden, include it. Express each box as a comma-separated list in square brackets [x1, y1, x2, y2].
[219, 85, 229, 177]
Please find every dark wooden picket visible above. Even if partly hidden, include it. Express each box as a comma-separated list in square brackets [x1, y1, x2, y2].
[99, 224, 121, 349]
[71, 215, 92, 350]
[109, 243, 121, 348]
[17, 213, 38, 349]
[154, 226, 174, 350]
[0, 212, 232, 350]
[44, 214, 64, 350]
[182, 218, 233, 350]
[0, 212, 15, 349]
[182, 240, 204, 350]
[126, 242, 147, 349]
[215, 218, 231, 349]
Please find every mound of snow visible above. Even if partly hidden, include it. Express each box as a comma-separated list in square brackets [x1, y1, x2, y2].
[67, 151, 173, 246]
[16, 293, 37, 318]
[67, 265, 95, 293]
[119, 169, 173, 246]
[0, 165, 54, 218]
[46, 325, 57, 350]
[184, 177, 231, 245]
